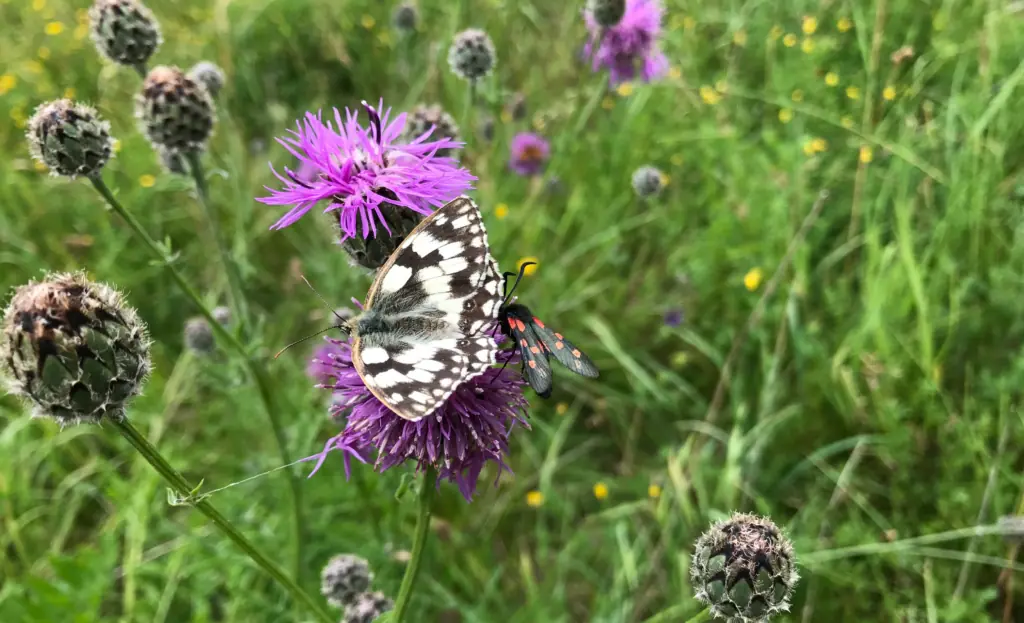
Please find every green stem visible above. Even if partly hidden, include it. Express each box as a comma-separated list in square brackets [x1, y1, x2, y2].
[88, 175, 304, 581]
[111, 419, 333, 623]
[390, 468, 437, 623]
[184, 151, 249, 335]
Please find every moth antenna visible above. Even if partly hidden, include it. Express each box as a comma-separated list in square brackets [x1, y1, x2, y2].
[273, 326, 341, 359]
[300, 274, 352, 327]
[503, 262, 534, 305]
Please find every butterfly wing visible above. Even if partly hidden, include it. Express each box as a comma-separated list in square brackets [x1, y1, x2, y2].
[505, 307, 553, 398]
[353, 196, 503, 421]
[529, 316, 599, 379]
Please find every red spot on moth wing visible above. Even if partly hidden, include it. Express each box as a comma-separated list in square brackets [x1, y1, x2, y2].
[530, 346, 540, 353]
[554, 332, 563, 339]
[514, 319, 527, 331]
[532, 317, 545, 328]
[571, 349, 581, 357]
[528, 360, 537, 368]
[555, 341, 564, 349]
[520, 338, 528, 347]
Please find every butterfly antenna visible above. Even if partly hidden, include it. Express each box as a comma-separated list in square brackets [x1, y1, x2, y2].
[300, 274, 352, 328]
[503, 262, 535, 305]
[273, 326, 337, 359]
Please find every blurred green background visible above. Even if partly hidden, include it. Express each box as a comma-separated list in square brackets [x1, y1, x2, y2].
[2, 0, 1024, 621]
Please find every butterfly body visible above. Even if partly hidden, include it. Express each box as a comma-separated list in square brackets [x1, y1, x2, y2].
[499, 300, 599, 398]
[347, 196, 504, 422]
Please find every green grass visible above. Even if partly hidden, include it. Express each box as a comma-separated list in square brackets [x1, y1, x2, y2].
[2, 0, 1024, 621]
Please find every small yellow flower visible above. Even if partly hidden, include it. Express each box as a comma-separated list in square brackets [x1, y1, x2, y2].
[0, 74, 16, 95]
[882, 85, 897, 101]
[495, 203, 509, 220]
[555, 402, 568, 416]
[499, 110, 512, 124]
[840, 116, 854, 129]
[744, 267, 764, 291]
[783, 33, 797, 47]
[859, 146, 873, 163]
[33, 159, 48, 172]
[802, 16, 818, 35]
[791, 89, 804, 102]
[360, 14, 375, 29]
[714, 80, 728, 94]
[526, 490, 544, 507]
[32, 0, 45, 11]
[593, 482, 609, 500]
[837, 17, 853, 32]
[38, 47, 51, 60]
[112, 139, 122, 153]
[45, 21, 64, 35]
[63, 87, 75, 99]
[670, 351, 689, 368]
[825, 72, 839, 86]
[668, 66, 682, 80]
[733, 30, 747, 46]
[811, 138, 828, 152]
[139, 174, 156, 188]
[769, 25, 783, 41]
[699, 85, 721, 105]
[683, 16, 696, 30]
[846, 86, 861, 100]
[601, 97, 614, 110]
[532, 116, 546, 131]
[802, 140, 817, 156]
[648, 484, 662, 499]
[659, 171, 670, 187]
[801, 38, 815, 53]
[517, 257, 539, 276]
[778, 108, 794, 123]
[616, 82, 634, 97]
[670, 153, 683, 166]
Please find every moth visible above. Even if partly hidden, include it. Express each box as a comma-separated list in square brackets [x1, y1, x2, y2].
[342, 195, 505, 421]
[498, 263, 599, 398]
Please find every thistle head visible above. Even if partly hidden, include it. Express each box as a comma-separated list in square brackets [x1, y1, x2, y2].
[343, 591, 394, 623]
[448, 28, 496, 83]
[391, 2, 418, 32]
[183, 316, 214, 354]
[631, 165, 665, 198]
[135, 65, 215, 153]
[187, 61, 226, 98]
[401, 103, 460, 158]
[320, 554, 373, 609]
[690, 513, 799, 622]
[0, 272, 151, 424]
[587, 0, 627, 28]
[26, 99, 114, 179]
[89, 0, 162, 71]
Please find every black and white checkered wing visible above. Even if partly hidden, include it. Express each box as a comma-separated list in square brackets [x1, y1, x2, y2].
[352, 196, 504, 421]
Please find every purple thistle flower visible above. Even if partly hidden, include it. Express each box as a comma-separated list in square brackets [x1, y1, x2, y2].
[258, 99, 476, 239]
[584, 0, 669, 86]
[305, 335, 529, 501]
[663, 308, 684, 327]
[509, 132, 550, 177]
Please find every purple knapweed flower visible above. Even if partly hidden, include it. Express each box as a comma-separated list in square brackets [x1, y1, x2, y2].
[663, 308, 683, 327]
[305, 335, 529, 501]
[258, 99, 476, 239]
[584, 0, 669, 86]
[509, 132, 550, 177]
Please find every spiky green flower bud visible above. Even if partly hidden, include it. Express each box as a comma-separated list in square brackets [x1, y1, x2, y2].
[631, 165, 665, 198]
[321, 554, 373, 609]
[187, 61, 226, 98]
[343, 591, 394, 623]
[691, 513, 798, 622]
[135, 66, 215, 153]
[1, 272, 151, 424]
[587, 0, 627, 28]
[211, 305, 231, 326]
[183, 316, 214, 354]
[26, 100, 114, 179]
[448, 28, 496, 83]
[401, 104, 460, 158]
[335, 192, 425, 272]
[392, 2, 417, 32]
[88, 0, 162, 71]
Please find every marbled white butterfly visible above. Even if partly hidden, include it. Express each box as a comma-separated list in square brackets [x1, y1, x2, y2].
[346, 196, 504, 421]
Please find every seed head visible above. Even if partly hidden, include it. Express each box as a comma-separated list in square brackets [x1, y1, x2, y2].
[587, 0, 627, 28]
[1, 272, 151, 425]
[211, 306, 231, 326]
[135, 66, 215, 153]
[631, 165, 664, 198]
[343, 591, 394, 623]
[27, 100, 114, 179]
[336, 192, 426, 271]
[448, 28, 496, 83]
[691, 513, 798, 622]
[157, 146, 187, 175]
[392, 2, 418, 32]
[401, 103, 460, 158]
[89, 0, 162, 70]
[183, 317, 214, 354]
[187, 61, 226, 98]
[320, 554, 373, 609]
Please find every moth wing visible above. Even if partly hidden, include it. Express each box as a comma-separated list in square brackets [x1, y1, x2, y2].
[530, 318, 599, 378]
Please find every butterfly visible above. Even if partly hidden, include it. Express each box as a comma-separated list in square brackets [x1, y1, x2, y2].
[343, 195, 505, 421]
[497, 262, 599, 398]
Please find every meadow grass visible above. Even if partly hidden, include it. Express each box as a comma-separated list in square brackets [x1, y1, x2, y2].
[1, 0, 1023, 621]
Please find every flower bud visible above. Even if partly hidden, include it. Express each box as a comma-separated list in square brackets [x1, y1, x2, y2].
[343, 591, 394, 623]
[187, 61, 226, 98]
[401, 104, 460, 158]
[135, 66, 215, 153]
[321, 554, 373, 609]
[448, 29, 496, 82]
[89, 0, 162, 70]
[27, 99, 114, 179]
[587, 0, 627, 28]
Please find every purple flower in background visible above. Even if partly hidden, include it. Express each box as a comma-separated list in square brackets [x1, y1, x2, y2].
[258, 99, 475, 239]
[305, 335, 529, 501]
[584, 0, 668, 85]
[509, 132, 550, 177]
[663, 308, 683, 327]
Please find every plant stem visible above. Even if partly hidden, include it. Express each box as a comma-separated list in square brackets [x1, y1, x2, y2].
[184, 151, 249, 335]
[390, 468, 437, 623]
[88, 175, 304, 581]
[111, 419, 333, 623]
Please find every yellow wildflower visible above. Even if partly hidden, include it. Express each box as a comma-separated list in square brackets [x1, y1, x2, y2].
[846, 86, 861, 100]
[778, 108, 794, 123]
[811, 138, 828, 152]
[139, 174, 156, 188]
[668, 66, 682, 80]
[744, 267, 764, 291]
[683, 16, 696, 30]
[0, 74, 16, 95]
[670, 154, 683, 166]
[837, 17, 853, 32]
[601, 97, 614, 110]
[699, 85, 721, 105]
[825, 72, 839, 86]
[112, 139, 122, 153]
[882, 85, 897, 101]
[769, 25, 783, 41]
[38, 47, 51, 60]
[500, 110, 512, 124]
[495, 203, 509, 220]
[32, 0, 45, 11]
[791, 89, 804, 102]
[802, 16, 818, 35]
[360, 14, 375, 29]
[555, 402, 568, 415]
[859, 146, 873, 163]
[783, 33, 797, 47]
[616, 82, 634, 97]
[45, 21, 64, 35]
[63, 87, 75, 99]
[648, 484, 662, 499]
[593, 483, 609, 500]
[733, 30, 747, 46]
[802, 140, 816, 156]
[517, 257, 539, 276]
[840, 116, 854, 129]
[801, 38, 815, 53]
[526, 490, 544, 507]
